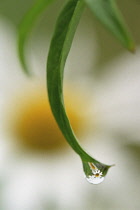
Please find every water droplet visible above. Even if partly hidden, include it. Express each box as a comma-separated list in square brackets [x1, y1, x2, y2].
[85, 168, 105, 184]
[83, 162, 106, 184]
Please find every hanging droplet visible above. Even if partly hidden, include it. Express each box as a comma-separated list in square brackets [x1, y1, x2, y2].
[85, 169, 105, 184]
[83, 162, 107, 185]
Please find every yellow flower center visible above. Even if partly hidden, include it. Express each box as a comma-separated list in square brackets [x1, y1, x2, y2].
[95, 173, 100, 177]
[7, 85, 87, 153]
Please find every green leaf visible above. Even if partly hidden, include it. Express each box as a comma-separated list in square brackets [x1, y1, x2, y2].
[18, 0, 55, 75]
[47, 0, 87, 159]
[47, 0, 112, 180]
[83, 0, 135, 51]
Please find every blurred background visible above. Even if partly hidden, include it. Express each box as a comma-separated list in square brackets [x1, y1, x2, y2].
[0, 0, 140, 209]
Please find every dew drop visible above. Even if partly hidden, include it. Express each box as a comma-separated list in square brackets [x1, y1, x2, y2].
[84, 165, 105, 184]
[82, 161, 109, 184]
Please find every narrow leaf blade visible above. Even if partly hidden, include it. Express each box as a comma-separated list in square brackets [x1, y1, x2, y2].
[47, 0, 87, 157]
[47, 0, 111, 168]
[84, 0, 135, 51]
[18, 0, 54, 75]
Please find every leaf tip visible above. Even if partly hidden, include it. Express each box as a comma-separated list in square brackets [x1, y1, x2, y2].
[17, 44, 31, 76]
[127, 40, 136, 53]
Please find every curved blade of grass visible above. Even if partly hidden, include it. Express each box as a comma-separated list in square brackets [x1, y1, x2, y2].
[18, 0, 55, 75]
[83, 0, 135, 51]
[47, 0, 111, 174]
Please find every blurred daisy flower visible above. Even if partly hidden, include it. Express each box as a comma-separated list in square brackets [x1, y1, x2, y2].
[1, 16, 140, 210]
[0, 18, 95, 210]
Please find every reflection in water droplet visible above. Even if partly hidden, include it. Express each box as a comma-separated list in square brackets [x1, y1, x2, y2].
[83, 162, 105, 184]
